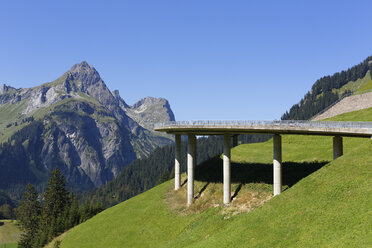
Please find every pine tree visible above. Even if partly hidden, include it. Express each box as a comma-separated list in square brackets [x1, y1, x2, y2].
[37, 167, 69, 246]
[17, 184, 41, 248]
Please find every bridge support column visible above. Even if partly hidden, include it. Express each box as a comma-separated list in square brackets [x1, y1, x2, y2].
[187, 134, 196, 206]
[232, 135, 238, 147]
[273, 134, 282, 196]
[223, 134, 231, 205]
[174, 134, 181, 190]
[333, 136, 343, 160]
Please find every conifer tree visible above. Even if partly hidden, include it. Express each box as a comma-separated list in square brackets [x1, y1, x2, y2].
[17, 184, 41, 248]
[65, 192, 80, 229]
[37, 167, 69, 246]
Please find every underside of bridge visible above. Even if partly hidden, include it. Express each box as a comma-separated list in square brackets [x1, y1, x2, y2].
[173, 133, 344, 206]
[155, 120, 371, 206]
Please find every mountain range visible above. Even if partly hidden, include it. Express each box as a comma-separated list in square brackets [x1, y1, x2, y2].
[0, 62, 175, 199]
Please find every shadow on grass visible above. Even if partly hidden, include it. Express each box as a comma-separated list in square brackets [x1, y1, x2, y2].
[231, 183, 243, 201]
[195, 182, 210, 199]
[181, 179, 188, 187]
[194, 156, 329, 189]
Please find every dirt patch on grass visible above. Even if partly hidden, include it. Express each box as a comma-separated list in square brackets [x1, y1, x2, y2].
[222, 189, 272, 218]
[164, 174, 272, 216]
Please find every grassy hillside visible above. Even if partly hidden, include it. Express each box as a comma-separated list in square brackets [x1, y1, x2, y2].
[0, 243, 17, 248]
[336, 70, 372, 95]
[355, 71, 372, 93]
[0, 220, 20, 246]
[55, 108, 372, 248]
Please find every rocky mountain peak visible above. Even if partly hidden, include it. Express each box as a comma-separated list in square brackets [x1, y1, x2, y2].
[112, 89, 121, 101]
[66, 61, 117, 108]
[68, 61, 101, 90]
[123, 96, 175, 131]
[113, 89, 129, 109]
[132, 96, 166, 109]
[69, 61, 95, 73]
[131, 97, 175, 121]
[0, 84, 9, 94]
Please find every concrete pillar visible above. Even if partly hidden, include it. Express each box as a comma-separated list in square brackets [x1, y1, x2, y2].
[232, 135, 238, 147]
[273, 134, 282, 196]
[187, 134, 196, 206]
[333, 136, 343, 160]
[174, 134, 181, 190]
[223, 134, 231, 205]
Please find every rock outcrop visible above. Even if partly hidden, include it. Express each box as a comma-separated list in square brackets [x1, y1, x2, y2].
[118, 94, 175, 131]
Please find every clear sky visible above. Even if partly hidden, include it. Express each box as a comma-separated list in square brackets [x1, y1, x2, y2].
[0, 1, 371, 121]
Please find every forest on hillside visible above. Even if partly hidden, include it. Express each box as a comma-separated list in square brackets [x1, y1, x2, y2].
[282, 56, 372, 120]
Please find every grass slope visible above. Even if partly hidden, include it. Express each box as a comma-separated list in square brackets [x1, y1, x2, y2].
[0, 220, 20, 245]
[0, 243, 17, 248]
[355, 71, 372, 93]
[335, 70, 372, 95]
[57, 108, 372, 248]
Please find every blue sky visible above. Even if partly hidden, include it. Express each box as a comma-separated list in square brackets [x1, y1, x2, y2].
[0, 1, 371, 120]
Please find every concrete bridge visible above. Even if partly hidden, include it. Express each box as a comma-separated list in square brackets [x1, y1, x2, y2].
[154, 120, 372, 206]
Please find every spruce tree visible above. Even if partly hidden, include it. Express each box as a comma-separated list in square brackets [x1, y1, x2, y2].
[37, 167, 69, 246]
[17, 184, 41, 248]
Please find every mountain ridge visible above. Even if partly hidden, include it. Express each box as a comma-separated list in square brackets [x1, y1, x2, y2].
[0, 62, 175, 199]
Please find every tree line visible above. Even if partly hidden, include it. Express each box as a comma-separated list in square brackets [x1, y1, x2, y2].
[17, 168, 103, 248]
[282, 55, 372, 120]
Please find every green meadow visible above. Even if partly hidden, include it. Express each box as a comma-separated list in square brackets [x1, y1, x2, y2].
[0, 220, 20, 247]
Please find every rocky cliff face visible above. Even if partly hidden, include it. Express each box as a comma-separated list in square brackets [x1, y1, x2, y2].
[0, 62, 175, 198]
[112, 92, 175, 133]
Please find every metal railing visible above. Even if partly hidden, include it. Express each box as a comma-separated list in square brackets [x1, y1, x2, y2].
[154, 120, 372, 130]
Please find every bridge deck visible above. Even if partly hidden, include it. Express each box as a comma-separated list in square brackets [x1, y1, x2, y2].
[154, 120, 372, 138]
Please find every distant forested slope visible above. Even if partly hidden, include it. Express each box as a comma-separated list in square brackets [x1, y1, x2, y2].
[282, 55, 372, 120]
[0, 191, 14, 207]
